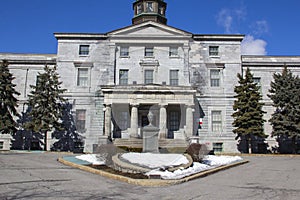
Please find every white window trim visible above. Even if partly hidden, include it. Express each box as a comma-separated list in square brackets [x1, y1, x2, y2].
[74, 63, 93, 88]
[208, 107, 226, 135]
[120, 46, 130, 58]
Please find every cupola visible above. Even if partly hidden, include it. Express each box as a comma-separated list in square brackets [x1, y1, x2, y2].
[132, 0, 167, 25]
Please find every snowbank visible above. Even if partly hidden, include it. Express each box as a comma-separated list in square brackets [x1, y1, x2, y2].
[146, 155, 243, 180]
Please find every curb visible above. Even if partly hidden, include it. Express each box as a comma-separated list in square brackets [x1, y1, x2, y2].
[58, 157, 249, 186]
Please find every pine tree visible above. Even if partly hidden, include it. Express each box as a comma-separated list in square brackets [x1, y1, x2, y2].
[232, 68, 266, 153]
[0, 60, 20, 135]
[268, 67, 300, 153]
[25, 65, 66, 151]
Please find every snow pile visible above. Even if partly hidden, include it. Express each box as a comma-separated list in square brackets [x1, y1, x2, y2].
[76, 154, 105, 165]
[121, 153, 189, 169]
[146, 155, 243, 180]
[202, 155, 243, 166]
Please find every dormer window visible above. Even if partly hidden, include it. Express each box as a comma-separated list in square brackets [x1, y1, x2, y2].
[146, 2, 154, 12]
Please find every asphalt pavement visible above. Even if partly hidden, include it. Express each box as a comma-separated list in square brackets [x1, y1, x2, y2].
[0, 152, 299, 200]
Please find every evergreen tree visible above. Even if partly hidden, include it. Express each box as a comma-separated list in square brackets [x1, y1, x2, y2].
[0, 60, 20, 134]
[232, 68, 266, 153]
[25, 65, 66, 151]
[268, 67, 300, 153]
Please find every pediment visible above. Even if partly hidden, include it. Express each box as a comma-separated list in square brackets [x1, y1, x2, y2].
[108, 21, 192, 38]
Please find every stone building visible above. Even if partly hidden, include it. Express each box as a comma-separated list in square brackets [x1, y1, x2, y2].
[1, 0, 300, 153]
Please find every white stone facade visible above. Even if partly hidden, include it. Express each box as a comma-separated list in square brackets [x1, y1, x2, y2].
[1, 4, 300, 153]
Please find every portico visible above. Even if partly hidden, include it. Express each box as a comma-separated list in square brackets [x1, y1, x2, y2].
[101, 85, 197, 147]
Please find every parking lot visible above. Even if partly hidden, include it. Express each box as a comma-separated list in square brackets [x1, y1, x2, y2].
[0, 152, 299, 200]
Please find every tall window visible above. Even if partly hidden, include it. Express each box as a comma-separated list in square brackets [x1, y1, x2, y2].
[253, 77, 262, 94]
[77, 68, 89, 87]
[144, 70, 154, 84]
[146, 2, 153, 12]
[79, 45, 89, 56]
[145, 47, 154, 57]
[119, 69, 128, 85]
[76, 110, 86, 132]
[212, 111, 222, 132]
[120, 47, 129, 57]
[210, 69, 220, 87]
[0, 141, 3, 149]
[169, 47, 178, 57]
[209, 46, 219, 56]
[170, 70, 179, 86]
[137, 4, 143, 14]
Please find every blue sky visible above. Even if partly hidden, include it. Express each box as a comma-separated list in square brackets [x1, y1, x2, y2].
[0, 0, 299, 55]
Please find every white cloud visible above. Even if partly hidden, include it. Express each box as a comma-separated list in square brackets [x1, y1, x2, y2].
[251, 20, 269, 36]
[216, 9, 233, 34]
[241, 35, 267, 55]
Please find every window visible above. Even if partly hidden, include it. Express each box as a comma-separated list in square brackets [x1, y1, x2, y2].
[170, 70, 179, 86]
[212, 111, 222, 132]
[253, 77, 262, 93]
[119, 69, 129, 85]
[209, 46, 219, 56]
[145, 47, 154, 57]
[77, 68, 89, 87]
[169, 47, 178, 57]
[137, 4, 143, 14]
[79, 45, 89, 56]
[120, 47, 129, 57]
[158, 6, 164, 15]
[144, 70, 154, 84]
[76, 110, 86, 132]
[213, 143, 223, 152]
[146, 2, 153, 12]
[210, 69, 220, 87]
[0, 141, 3, 149]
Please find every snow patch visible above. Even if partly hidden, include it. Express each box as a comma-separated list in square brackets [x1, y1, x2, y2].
[76, 154, 105, 165]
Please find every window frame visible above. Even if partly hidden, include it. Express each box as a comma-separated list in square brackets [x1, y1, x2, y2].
[211, 110, 222, 132]
[77, 68, 89, 87]
[213, 142, 223, 152]
[145, 47, 154, 57]
[170, 70, 179, 86]
[210, 69, 221, 87]
[119, 69, 129, 85]
[76, 109, 86, 133]
[79, 45, 90, 56]
[169, 47, 178, 57]
[144, 69, 154, 84]
[209, 46, 219, 57]
[120, 46, 129, 57]
[0, 141, 3, 149]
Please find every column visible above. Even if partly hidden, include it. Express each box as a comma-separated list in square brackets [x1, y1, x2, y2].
[130, 104, 139, 138]
[185, 105, 194, 137]
[159, 104, 167, 139]
[104, 104, 112, 138]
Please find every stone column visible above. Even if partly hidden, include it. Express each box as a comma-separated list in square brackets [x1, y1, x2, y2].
[104, 104, 112, 138]
[159, 104, 167, 139]
[185, 105, 194, 137]
[130, 104, 139, 138]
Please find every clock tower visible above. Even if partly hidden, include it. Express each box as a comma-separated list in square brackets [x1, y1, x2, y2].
[132, 0, 167, 25]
